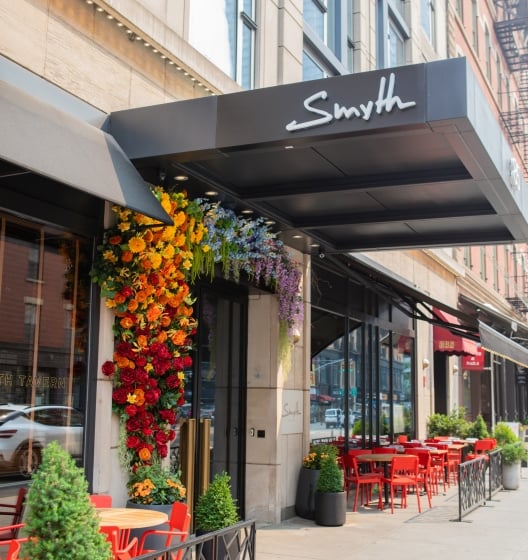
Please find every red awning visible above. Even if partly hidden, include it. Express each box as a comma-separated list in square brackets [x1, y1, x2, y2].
[433, 308, 479, 356]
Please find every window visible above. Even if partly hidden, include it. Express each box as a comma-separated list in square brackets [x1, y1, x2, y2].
[304, 0, 328, 42]
[346, 0, 355, 72]
[485, 24, 491, 81]
[421, 0, 436, 46]
[189, 0, 256, 89]
[303, 50, 327, 80]
[456, 0, 463, 19]
[0, 215, 90, 480]
[472, 0, 479, 54]
[496, 54, 503, 108]
[388, 18, 405, 67]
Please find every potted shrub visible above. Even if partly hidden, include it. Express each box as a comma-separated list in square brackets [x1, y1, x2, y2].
[500, 442, 527, 490]
[21, 441, 111, 560]
[313, 447, 346, 526]
[194, 472, 240, 560]
[126, 462, 186, 550]
[295, 444, 334, 519]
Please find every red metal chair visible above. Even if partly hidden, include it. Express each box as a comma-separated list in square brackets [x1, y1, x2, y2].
[89, 494, 112, 508]
[349, 456, 383, 512]
[406, 449, 433, 508]
[466, 438, 496, 461]
[137, 502, 191, 560]
[383, 455, 422, 514]
[100, 525, 138, 560]
[4, 539, 20, 560]
[0, 488, 27, 541]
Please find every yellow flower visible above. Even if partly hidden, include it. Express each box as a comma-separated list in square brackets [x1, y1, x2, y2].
[129, 237, 147, 253]
[162, 245, 175, 259]
[103, 250, 118, 263]
[148, 252, 162, 269]
[182, 259, 192, 270]
[161, 226, 176, 242]
[177, 372, 185, 380]
[118, 221, 131, 232]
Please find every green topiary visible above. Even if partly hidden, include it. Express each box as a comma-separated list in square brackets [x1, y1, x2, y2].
[501, 441, 528, 465]
[493, 422, 518, 447]
[467, 414, 489, 439]
[315, 449, 343, 493]
[21, 441, 110, 560]
[194, 472, 240, 532]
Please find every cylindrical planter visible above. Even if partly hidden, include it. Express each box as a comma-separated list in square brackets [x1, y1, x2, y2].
[314, 491, 346, 527]
[126, 501, 173, 550]
[502, 462, 521, 490]
[294, 468, 320, 519]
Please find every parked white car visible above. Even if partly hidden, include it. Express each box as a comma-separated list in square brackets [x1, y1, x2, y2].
[0, 404, 84, 477]
[324, 408, 344, 428]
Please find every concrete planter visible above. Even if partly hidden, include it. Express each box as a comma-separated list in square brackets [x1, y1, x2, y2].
[314, 491, 346, 526]
[502, 462, 521, 490]
[295, 468, 320, 519]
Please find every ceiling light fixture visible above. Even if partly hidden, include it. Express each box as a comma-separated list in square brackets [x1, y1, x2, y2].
[173, 175, 188, 182]
[204, 190, 218, 196]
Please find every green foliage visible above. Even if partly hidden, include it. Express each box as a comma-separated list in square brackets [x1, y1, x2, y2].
[194, 472, 240, 532]
[427, 407, 470, 438]
[493, 422, 518, 447]
[500, 442, 528, 465]
[467, 415, 489, 439]
[21, 441, 111, 560]
[302, 444, 337, 469]
[316, 452, 343, 493]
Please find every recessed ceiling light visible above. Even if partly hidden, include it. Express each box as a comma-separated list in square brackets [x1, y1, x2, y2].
[241, 209, 254, 215]
[205, 190, 218, 196]
[107, 14, 114, 19]
[292, 234, 302, 239]
[173, 175, 188, 182]
[285, 145, 294, 149]
[265, 220, 276, 226]
[310, 243, 319, 248]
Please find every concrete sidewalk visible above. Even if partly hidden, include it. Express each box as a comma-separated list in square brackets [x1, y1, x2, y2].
[256, 468, 528, 560]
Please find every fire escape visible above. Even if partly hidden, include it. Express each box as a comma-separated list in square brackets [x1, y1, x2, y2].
[494, 0, 528, 177]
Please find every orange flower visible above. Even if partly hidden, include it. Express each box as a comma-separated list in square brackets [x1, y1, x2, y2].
[136, 334, 148, 348]
[109, 235, 122, 245]
[127, 299, 139, 312]
[136, 291, 148, 303]
[146, 304, 162, 323]
[114, 293, 126, 304]
[138, 447, 151, 462]
[120, 316, 134, 329]
[157, 330, 168, 343]
[121, 250, 134, 263]
[171, 330, 187, 345]
[160, 315, 172, 327]
[144, 229, 154, 243]
[133, 388, 145, 406]
[115, 354, 130, 368]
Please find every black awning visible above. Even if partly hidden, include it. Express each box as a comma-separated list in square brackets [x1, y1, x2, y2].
[0, 80, 171, 225]
[478, 321, 528, 368]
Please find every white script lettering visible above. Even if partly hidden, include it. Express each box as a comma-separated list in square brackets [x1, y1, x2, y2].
[285, 72, 416, 132]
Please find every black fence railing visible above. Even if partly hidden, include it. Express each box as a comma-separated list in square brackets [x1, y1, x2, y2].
[487, 449, 503, 500]
[458, 456, 486, 521]
[134, 519, 256, 560]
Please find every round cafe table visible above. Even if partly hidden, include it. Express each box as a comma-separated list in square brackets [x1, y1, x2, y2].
[97, 507, 168, 548]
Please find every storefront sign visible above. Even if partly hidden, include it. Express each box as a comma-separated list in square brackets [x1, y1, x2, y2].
[286, 73, 417, 132]
[462, 347, 485, 370]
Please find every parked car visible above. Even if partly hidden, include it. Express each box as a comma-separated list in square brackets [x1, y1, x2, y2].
[0, 404, 84, 477]
[324, 408, 344, 428]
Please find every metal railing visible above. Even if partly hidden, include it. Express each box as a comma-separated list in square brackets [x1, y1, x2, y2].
[487, 449, 503, 499]
[134, 519, 256, 560]
[458, 456, 486, 521]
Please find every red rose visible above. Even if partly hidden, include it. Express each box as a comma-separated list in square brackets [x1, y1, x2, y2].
[148, 273, 159, 285]
[112, 387, 129, 404]
[165, 374, 180, 389]
[144, 389, 160, 405]
[126, 436, 140, 449]
[121, 286, 134, 298]
[135, 355, 147, 367]
[125, 404, 138, 417]
[158, 444, 168, 458]
[183, 355, 193, 367]
[101, 361, 115, 376]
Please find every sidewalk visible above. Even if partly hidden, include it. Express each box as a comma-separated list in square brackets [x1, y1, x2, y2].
[256, 468, 528, 560]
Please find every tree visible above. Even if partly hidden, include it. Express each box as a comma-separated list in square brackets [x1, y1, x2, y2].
[21, 441, 110, 560]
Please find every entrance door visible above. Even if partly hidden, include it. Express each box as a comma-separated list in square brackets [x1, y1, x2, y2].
[180, 283, 247, 517]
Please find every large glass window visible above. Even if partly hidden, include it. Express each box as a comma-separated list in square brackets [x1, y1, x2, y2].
[421, 0, 435, 47]
[189, 0, 256, 89]
[388, 18, 406, 67]
[0, 214, 90, 480]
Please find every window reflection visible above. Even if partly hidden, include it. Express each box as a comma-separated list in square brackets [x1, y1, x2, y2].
[0, 215, 89, 479]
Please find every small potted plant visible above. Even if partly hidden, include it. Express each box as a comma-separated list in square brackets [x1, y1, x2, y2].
[194, 472, 240, 560]
[295, 444, 335, 519]
[21, 441, 111, 560]
[313, 447, 346, 526]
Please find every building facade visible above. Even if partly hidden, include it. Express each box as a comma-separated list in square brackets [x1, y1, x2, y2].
[0, 0, 527, 524]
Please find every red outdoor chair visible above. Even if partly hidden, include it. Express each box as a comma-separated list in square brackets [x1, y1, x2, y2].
[0, 488, 27, 541]
[4, 539, 20, 560]
[89, 494, 112, 508]
[137, 502, 191, 560]
[383, 455, 422, 514]
[349, 456, 383, 512]
[100, 525, 138, 560]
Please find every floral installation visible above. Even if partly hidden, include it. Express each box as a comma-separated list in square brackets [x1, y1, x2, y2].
[92, 186, 303, 472]
[127, 462, 186, 505]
